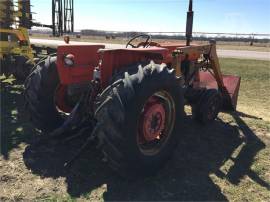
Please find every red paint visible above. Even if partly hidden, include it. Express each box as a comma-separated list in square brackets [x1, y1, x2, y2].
[99, 48, 169, 87]
[57, 45, 105, 85]
[55, 44, 240, 111]
[197, 71, 241, 110]
[138, 96, 166, 143]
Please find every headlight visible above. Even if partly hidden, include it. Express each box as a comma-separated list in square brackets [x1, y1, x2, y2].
[64, 54, 75, 67]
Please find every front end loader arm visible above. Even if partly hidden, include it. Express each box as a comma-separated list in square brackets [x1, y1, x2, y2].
[172, 43, 241, 110]
[207, 42, 239, 110]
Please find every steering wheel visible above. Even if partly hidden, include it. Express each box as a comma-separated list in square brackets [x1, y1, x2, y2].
[126, 34, 152, 48]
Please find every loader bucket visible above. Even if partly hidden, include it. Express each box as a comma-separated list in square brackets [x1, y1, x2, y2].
[197, 71, 241, 111]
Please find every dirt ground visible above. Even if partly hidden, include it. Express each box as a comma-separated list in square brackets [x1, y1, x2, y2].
[0, 58, 270, 201]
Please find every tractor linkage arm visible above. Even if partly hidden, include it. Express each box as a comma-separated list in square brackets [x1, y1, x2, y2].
[171, 42, 233, 109]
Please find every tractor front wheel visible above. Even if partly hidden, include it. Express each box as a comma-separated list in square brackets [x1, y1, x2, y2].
[94, 62, 184, 177]
[192, 89, 222, 124]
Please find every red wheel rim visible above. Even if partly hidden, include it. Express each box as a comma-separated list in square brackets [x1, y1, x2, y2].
[138, 96, 166, 143]
[137, 91, 176, 155]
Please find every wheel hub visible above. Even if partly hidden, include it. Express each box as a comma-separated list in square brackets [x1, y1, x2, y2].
[140, 98, 166, 142]
[137, 91, 176, 156]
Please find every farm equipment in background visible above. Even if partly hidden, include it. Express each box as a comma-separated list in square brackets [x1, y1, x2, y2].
[0, 27, 34, 80]
[24, 0, 241, 177]
[0, 0, 35, 80]
[0, 0, 53, 81]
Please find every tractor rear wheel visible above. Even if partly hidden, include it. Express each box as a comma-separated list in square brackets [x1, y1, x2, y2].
[94, 62, 184, 177]
[24, 56, 66, 132]
[192, 89, 222, 124]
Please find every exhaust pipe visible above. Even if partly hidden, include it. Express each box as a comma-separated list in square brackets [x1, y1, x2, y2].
[186, 0, 193, 46]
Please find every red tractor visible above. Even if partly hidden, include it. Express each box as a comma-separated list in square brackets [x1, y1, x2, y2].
[24, 0, 240, 177]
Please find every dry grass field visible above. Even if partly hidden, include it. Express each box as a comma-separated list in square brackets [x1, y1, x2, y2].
[0, 58, 269, 201]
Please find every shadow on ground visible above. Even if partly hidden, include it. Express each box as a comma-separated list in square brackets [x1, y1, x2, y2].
[0, 82, 38, 159]
[22, 112, 268, 201]
[1, 81, 268, 201]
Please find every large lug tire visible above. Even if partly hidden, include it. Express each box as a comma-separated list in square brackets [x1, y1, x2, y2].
[94, 62, 184, 177]
[24, 56, 65, 132]
[192, 89, 222, 124]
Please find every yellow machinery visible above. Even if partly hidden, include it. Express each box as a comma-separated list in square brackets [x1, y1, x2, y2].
[0, 0, 34, 80]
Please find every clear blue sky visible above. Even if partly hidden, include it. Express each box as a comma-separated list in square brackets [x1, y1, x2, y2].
[32, 0, 270, 34]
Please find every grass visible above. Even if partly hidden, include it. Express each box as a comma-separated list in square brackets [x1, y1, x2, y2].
[220, 58, 270, 122]
[217, 44, 270, 52]
[0, 58, 270, 201]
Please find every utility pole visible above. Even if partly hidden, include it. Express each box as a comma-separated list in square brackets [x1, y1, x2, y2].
[52, 0, 63, 36]
[52, 0, 74, 36]
[63, 0, 74, 33]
